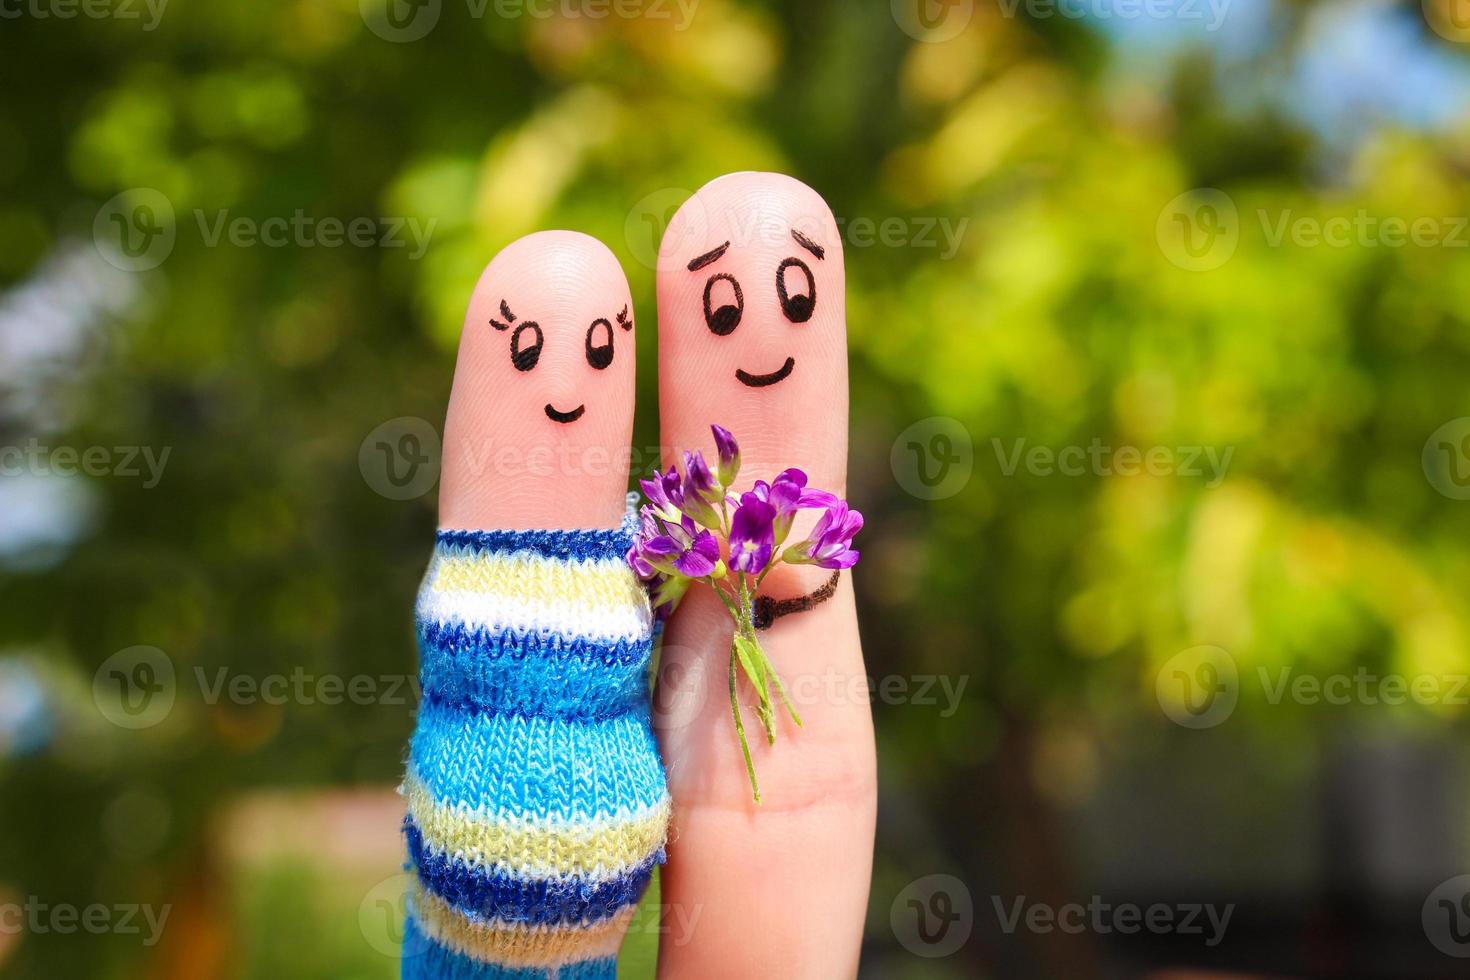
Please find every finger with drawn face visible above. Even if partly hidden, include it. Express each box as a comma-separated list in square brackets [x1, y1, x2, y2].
[658, 176, 848, 492]
[654, 173, 876, 977]
[402, 231, 666, 980]
[439, 230, 638, 531]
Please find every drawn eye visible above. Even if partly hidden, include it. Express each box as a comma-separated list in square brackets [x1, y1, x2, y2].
[586, 318, 614, 369]
[511, 322, 543, 372]
[703, 273, 743, 336]
[776, 258, 815, 323]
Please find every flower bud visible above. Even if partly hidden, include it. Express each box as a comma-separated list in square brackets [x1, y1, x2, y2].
[711, 424, 741, 488]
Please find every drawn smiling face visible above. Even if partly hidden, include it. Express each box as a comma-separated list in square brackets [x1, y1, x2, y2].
[438, 230, 637, 531]
[489, 298, 633, 423]
[686, 227, 827, 389]
[657, 174, 847, 466]
[655, 171, 848, 481]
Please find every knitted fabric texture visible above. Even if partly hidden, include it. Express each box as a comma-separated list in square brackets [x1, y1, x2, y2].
[401, 510, 669, 979]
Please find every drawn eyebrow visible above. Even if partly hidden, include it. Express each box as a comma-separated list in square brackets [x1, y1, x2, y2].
[687, 241, 730, 272]
[791, 229, 825, 260]
[490, 299, 515, 330]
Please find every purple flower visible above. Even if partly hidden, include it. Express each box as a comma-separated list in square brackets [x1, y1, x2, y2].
[768, 468, 807, 544]
[629, 507, 720, 579]
[658, 521, 719, 577]
[744, 468, 807, 546]
[784, 501, 863, 570]
[680, 450, 723, 530]
[673, 526, 720, 577]
[797, 488, 839, 510]
[711, 424, 741, 487]
[626, 515, 658, 580]
[639, 466, 683, 522]
[729, 495, 776, 574]
[627, 548, 655, 580]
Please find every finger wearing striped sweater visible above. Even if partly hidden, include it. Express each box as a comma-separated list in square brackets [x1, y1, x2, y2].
[402, 232, 666, 979]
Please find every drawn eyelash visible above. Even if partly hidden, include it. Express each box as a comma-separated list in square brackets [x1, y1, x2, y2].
[791, 229, 825, 260]
[616, 305, 633, 331]
[490, 299, 516, 331]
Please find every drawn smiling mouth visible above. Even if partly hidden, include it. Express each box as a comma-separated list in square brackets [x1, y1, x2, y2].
[735, 357, 795, 388]
[544, 403, 586, 424]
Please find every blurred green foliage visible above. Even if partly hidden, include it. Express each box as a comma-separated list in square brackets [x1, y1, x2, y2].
[4, 0, 1470, 977]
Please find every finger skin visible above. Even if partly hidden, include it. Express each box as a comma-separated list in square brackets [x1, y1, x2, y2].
[439, 230, 636, 531]
[654, 172, 877, 978]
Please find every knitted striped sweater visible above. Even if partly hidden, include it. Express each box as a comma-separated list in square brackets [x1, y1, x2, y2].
[401, 510, 669, 979]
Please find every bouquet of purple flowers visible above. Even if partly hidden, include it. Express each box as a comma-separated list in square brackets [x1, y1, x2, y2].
[627, 425, 863, 802]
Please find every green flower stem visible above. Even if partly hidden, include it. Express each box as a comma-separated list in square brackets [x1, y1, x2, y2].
[769, 663, 804, 729]
[709, 579, 742, 619]
[694, 568, 804, 802]
[735, 577, 776, 742]
[729, 643, 760, 804]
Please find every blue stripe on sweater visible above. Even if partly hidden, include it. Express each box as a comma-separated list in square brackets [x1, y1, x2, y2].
[408, 698, 667, 820]
[434, 526, 633, 562]
[400, 915, 619, 979]
[417, 620, 652, 722]
[405, 819, 660, 926]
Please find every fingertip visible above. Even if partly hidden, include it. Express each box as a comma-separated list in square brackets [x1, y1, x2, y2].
[655, 172, 849, 497]
[439, 231, 639, 531]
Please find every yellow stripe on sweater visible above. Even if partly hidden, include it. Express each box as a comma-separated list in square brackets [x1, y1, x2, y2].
[428, 551, 645, 610]
[410, 883, 634, 969]
[405, 771, 669, 880]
